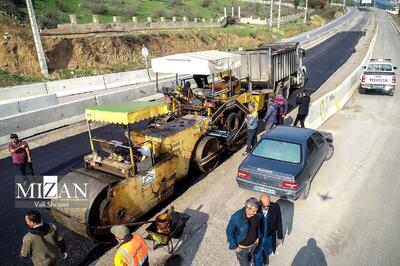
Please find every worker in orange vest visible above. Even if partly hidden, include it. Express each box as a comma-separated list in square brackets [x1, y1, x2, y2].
[111, 225, 149, 266]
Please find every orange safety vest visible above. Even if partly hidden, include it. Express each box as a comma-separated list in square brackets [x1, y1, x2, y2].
[114, 233, 148, 266]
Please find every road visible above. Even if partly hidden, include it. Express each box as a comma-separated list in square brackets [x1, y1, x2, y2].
[95, 8, 399, 266]
[285, 7, 357, 45]
[0, 8, 372, 266]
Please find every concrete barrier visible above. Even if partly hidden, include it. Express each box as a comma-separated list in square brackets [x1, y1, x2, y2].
[95, 84, 157, 105]
[0, 94, 58, 118]
[103, 70, 150, 89]
[0, 100, 19, 118]
[0, 83, 47, 101]
[45, 75, 106, 97]
[18, 94, 58, 113]
[0, 97, 96, 145]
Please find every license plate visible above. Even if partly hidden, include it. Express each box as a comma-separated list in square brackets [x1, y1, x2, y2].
[372, 85, 384, 89]
[253, 185, 276, 195]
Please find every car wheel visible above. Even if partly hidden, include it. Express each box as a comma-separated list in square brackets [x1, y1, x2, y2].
[359, 87, 366, 94]
[325, 143, 334, 161]
[389, 90, 395, 96]
[302, 179, 311, 200]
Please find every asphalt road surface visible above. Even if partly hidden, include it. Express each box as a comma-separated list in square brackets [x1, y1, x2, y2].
[0, 9, 372, 266]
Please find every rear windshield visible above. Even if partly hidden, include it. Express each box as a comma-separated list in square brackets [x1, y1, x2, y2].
[367, 64, 392, 71]
[252, 139, 301, 164]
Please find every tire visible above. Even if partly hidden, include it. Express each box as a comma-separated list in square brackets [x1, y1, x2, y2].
[302, 179, 311, 200]
[298, 71, 306, 88]
[389, 90, 395, 96]
[359, 87, 366, 94]
[325, 143, 334, 161]
[225, 112, 240, 132]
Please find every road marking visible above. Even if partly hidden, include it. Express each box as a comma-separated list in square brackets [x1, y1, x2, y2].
[386, 12, 400, 38]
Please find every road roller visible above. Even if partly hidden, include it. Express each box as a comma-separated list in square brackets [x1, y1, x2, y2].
[51, 101, 224, 242]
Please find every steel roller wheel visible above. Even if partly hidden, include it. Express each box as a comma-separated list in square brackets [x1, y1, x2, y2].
[195, 136, 221, 173]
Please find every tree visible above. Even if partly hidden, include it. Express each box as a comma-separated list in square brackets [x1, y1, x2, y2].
[294, 0, 300, 9]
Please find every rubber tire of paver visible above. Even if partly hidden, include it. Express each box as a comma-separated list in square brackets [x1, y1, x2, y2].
[225, 112, 240, 132]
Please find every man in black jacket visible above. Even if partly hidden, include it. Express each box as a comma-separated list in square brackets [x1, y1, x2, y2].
[293, 90, 311, 128]
[254, 194, 283, 266]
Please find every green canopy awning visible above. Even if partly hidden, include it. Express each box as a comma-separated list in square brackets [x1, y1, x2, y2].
[85, 101, 169, 125]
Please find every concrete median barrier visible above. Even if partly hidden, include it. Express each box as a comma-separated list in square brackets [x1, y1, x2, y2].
[95, 84, 157, 105]
[0, 94, 58, 118]
[103, 70, 150, 89]
[0, 83, 47, 101]
[0, 97, 96, 145]
[45, 76, 106, 97]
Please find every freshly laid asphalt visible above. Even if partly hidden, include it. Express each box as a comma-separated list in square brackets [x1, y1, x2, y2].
[0, 8, 370, 266]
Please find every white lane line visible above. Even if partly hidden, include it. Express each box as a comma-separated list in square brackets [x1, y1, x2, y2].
[386, 12, 400, 38]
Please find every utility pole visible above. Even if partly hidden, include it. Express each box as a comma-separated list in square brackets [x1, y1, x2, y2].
[342, 0, 345, 9]
[304, 0, 308, 23]
[270, 0, 274, 27]
[26, 0, 49, 78]
[278, 0, 282, 28]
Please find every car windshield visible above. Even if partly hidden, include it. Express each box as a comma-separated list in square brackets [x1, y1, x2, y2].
[252, 139, 301, 163]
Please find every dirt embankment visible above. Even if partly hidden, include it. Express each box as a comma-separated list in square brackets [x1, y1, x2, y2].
[0, 15, 42, 76]
[0, 14, 328, 79]
[45, 32, 273, 70]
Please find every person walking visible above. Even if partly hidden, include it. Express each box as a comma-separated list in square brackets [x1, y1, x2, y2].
[254, 194, 284, 266]
[111, 225, 149, 266]
[263, 101, 278, 135]
[293, 90, 311, 128]
[20, 210, 67, 266]
[226, 197, 260, 266]
[274, 95, 288, 125]
[8, 134, 34, 176]
[244, 103, 259, 155]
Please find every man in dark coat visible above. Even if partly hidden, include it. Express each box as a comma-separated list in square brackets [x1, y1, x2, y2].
[263, 101, 278, 135]
[254, 193, 283, 266]
[293, 90, 311, 128]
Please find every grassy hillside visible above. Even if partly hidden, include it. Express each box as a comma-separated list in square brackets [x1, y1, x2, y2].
[22, 0, 300, 26]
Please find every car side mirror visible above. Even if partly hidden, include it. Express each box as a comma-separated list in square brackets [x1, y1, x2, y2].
[362, 66, 366, 69]
[394, 66, 398, 70]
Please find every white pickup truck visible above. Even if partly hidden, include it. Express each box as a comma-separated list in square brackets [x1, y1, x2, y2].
[360, 59, 397, 96]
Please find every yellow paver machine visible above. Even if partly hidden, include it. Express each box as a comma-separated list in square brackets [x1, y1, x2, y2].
[51, 101, 223, 242]
[152, 50, 273, 142]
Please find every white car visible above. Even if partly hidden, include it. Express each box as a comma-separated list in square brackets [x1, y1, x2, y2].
[360, 59, 397, 96]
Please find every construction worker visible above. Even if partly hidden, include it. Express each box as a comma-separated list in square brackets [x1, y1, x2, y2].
[8, 133, 34, 176]
[274, 95, 288, 125]
[111, 225, 149, 266]
[20, 210, 67, 266]
[243, 102, 258, 155]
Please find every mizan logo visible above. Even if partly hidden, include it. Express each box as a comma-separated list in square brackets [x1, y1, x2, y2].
[16, 176, 88, 208]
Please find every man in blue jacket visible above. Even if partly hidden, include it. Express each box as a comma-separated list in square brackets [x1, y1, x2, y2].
[226, 197, 260, 266]
[254, 194, 283, 266]
[263, 101, 278, 135]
